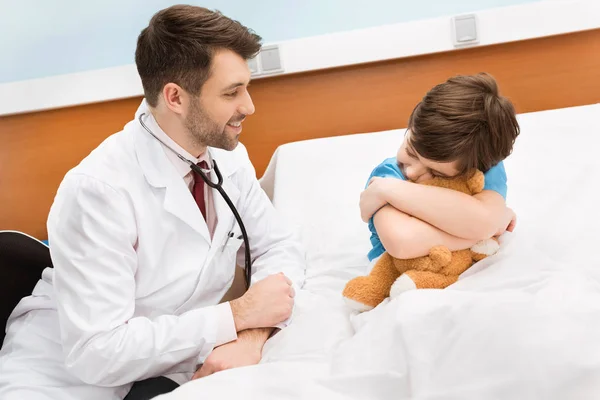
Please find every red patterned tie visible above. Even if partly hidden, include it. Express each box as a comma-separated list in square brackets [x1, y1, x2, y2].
[192, 161, 209, 220]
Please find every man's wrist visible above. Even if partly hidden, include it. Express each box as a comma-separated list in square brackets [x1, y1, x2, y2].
[237, 328, 273, 349]
[229, 298, 249, 332]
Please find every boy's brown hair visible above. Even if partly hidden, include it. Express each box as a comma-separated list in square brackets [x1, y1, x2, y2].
[407, 73, 519, 174]
[135, 5, 262, 107]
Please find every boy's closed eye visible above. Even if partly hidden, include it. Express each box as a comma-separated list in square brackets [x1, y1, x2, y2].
[405, 148, 418, 159]
[403, 148, 454, 179]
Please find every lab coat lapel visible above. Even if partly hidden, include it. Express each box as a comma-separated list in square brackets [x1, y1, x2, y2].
[208, 164, 240, 256]
[133, 116, 211, 244]
[163, 175, 211, 243]
[174, 153, 242, 314]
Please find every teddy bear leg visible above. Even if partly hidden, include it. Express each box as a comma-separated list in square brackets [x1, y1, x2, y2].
[343, 252, 401, 312]
[403, 270, 459, 289]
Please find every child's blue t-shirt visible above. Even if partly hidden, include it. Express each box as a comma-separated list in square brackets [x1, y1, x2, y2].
[366, 158, 507, 261]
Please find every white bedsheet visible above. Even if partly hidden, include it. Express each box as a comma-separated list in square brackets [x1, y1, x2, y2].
[158, 103, 600, 399]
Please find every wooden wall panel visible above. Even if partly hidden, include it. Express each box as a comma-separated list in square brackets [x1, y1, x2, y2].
[243, 28, 600, 176]
[1, 29, 599, 239]
[0, 98, 142, 239]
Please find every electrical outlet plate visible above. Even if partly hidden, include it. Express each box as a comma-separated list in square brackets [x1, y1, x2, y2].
[451, 14, 479, 48]
[259, 45, 284, 74]
[248, 44, 284, 77]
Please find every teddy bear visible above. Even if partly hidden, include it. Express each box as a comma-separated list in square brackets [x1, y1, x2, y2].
[343, 169, 500, 312]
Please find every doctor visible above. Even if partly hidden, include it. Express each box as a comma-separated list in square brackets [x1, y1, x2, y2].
[0, 5, 305, 400]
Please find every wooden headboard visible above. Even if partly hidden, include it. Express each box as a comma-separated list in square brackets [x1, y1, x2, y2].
[1, 28, 600, 239]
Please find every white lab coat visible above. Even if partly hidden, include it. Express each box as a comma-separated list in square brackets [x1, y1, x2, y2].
[0, 101, 306, 400]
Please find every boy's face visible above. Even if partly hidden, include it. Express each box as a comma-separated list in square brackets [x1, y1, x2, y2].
[396, 130, 461, 183]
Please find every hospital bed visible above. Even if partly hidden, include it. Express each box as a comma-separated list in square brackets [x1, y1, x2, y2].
[1, 27, 599, 400]
[156, 102, 600, 400]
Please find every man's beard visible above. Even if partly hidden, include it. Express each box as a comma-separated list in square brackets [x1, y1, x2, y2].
[184, 97, 239, 152]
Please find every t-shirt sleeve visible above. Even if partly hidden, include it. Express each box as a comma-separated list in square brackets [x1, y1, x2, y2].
[366, 158, 405, 232]
[483, 161, 508, 199]
[366, 159, 404, 188]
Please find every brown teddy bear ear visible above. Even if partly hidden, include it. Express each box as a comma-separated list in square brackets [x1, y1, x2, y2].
[466, 169, 485, 194]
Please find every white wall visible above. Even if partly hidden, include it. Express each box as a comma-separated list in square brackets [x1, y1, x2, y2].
[2, 0, 542, 84]
[1, 0, 598, 116]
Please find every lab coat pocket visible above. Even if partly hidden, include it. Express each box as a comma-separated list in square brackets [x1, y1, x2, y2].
[221, 232, 244, 255]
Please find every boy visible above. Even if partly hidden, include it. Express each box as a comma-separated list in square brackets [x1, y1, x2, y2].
[360, 73, 518, 263]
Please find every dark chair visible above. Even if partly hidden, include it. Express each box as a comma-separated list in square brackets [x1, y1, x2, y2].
[0, 231, 53, 346]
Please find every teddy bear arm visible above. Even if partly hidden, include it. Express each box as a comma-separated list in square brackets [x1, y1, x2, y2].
[404, 270, 459, 289]
[438, 249, 474, 276]
[393, 254, 435, 274]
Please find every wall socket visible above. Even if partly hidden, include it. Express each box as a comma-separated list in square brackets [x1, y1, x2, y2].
[451, 14, 479, 48]
[248, 44, 284, 77]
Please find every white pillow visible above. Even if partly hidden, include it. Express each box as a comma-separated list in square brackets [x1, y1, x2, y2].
[259, 128, 406, 293]
[258, 102, 600, 292]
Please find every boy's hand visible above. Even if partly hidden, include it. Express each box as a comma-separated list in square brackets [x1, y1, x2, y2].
[507, 209, 517, 232]
[360, 177, 395, 222]
[495, 207, 516, 236]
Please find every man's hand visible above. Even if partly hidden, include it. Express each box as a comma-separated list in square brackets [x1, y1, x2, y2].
[495, 207, 517, 236]
[192, 328, 272, 380]
[360, 177, 397, 222]
[230, 273, 294, 332]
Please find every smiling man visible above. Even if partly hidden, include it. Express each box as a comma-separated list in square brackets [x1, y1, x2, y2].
[0, 5, 305, 400]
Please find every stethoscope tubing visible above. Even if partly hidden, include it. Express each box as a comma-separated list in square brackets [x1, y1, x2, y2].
[139, 113, 252, 289]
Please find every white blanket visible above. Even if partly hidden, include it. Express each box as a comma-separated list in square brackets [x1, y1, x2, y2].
[157, 103, 600, 399]
[158, 232, 600, 399]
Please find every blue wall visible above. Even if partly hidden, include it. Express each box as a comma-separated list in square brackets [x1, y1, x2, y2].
[1, 0, 541, 84]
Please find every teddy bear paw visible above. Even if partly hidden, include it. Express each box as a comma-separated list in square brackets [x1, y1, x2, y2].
[343, 297, 375, 313]
[471, 238, 500, 256]
[390, 274, 417, 299]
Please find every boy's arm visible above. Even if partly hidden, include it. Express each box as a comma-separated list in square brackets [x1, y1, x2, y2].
[374, 205, 481, 259]
[363, 177, 506, 240]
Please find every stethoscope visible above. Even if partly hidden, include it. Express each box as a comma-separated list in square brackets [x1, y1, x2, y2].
[138, 113, 252, 289]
